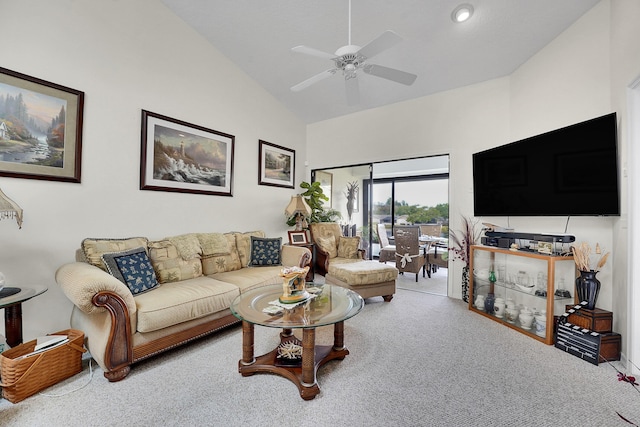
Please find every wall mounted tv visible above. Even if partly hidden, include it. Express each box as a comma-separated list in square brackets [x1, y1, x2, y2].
[473, 112, 619, 217]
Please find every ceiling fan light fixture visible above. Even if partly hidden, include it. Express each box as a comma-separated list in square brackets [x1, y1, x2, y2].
[452, 4, 474, 23]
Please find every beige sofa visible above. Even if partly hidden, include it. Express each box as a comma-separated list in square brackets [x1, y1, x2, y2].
[55, 231, 311, 382]
[309, 223, 398, 301]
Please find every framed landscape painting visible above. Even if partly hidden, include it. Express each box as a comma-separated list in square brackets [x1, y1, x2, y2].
[258, 140, 294, 188]
[0, 67, 84, 182]
[140, 110, 234, 196]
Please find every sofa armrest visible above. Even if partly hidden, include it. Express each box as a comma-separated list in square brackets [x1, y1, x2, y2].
[281, 245, 312, 268]
[55, 262, 137, 316]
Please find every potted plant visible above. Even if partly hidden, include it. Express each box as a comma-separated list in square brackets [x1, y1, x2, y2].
[571, 242, 610, 309]
[449, 215, 482, 303]
[286, 181, 341, 228]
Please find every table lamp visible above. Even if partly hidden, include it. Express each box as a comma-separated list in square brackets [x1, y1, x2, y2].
[285, 195, 312, 231]
[0, 188, 23, 229]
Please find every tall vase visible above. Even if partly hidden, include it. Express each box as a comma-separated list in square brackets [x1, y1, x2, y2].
[462, 266, 470, 302]
[575, 270, 601, 310]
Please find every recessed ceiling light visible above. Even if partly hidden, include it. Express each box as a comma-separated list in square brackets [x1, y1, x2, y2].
[452, 4, 474, 23]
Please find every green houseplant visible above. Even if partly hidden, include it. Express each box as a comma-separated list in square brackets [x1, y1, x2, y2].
[286, 181, 341, 227]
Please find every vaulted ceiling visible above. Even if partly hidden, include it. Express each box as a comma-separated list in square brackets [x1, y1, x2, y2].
[161, 0, 600, 124]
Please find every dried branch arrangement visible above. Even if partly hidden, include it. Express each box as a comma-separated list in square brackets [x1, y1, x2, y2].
[571, 242, 610, 272]
[449, 215, 482, 266]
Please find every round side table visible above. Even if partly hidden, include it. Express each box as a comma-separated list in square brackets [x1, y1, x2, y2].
[0, 285, 48, 347]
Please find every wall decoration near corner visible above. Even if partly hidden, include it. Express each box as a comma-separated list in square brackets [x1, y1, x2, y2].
[0, 67, 84, 183]
[315, 170, 333, 208]
[140, 110, 235, 196]
[258, 140, 295, 189]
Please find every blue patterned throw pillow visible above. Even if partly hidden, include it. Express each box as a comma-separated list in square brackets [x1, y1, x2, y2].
[249, 236, 282, 267]
[102, 247, 160, 295]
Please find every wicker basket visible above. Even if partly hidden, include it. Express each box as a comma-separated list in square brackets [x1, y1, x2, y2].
[0, 329, 85, 403]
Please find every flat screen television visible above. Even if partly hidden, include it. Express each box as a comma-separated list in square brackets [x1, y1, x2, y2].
[473, 112, 619, 217]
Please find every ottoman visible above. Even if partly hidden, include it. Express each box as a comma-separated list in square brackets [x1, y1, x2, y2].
[326, 259, 398, 302]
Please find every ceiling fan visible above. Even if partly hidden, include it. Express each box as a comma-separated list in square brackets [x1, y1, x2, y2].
[290, 0, 417, 105]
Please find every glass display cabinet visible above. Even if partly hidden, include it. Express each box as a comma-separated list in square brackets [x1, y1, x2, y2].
[468, 245, 576, 344]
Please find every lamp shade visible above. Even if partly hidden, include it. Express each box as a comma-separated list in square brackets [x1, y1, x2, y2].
[285, 195, 312, 218]
[0, 188, 23, 229]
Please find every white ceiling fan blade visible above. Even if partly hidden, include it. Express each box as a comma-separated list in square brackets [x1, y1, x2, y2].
[357, 30, 403, 60]
[345, 77, 359, 105]
[291, 45, 336, 60]
[363, 64, 417, 86]
[290, 69, 337, 92]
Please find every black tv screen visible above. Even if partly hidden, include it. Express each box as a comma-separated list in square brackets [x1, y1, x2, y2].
[473, 112, 619, 217]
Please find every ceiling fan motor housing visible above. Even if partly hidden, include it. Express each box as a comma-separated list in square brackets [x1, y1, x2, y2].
[334, 45, 365, 79]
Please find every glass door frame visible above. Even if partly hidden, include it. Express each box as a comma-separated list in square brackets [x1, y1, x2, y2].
[312, 154, 450, 260]
[366, 172, 450, 240]
[311, 162, 374, 258]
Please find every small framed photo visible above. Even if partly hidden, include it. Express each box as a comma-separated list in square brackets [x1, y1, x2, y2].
[288, 230, 308, 245]
[258, 140, 294, 188]
[140, 110, 234, 196]
[0, 67, 84, 183]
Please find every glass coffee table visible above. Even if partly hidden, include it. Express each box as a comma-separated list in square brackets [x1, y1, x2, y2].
[230, 283, 364, 400]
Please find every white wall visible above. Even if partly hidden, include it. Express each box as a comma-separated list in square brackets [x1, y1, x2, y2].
[3, 0, 639, 363]
[308, 77, 511, 300]
[506, 0, 615, 312]
[0, 0, 306, 340]
[609, 0, 640, 374]
[308, 4, 620, 305]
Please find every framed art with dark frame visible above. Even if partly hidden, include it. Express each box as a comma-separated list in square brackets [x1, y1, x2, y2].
[0, 67, 84, 183]
[140, 110, 235, 196]
[258, 140, 295, 189]
[288, 230, 308, 245]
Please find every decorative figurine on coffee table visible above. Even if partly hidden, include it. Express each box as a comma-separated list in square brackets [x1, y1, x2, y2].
[279, 266, 311, 304]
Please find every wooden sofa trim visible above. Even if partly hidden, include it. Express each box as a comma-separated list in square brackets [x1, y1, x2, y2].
[93, 290, 240, 382]
[93, 291, 133, 382]
[132, 313, 239, 365]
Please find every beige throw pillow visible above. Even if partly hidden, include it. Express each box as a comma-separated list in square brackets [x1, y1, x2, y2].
[197, 233, 231, 256]
[316, 235, 338, 258]
[338, 236, 361, 259]
[148, 240, 203, 283]
[234, 231, 266, 267]
[166, 233, 201, 260]
[201, 233, 242, 274]
[81, 237, 149, 271]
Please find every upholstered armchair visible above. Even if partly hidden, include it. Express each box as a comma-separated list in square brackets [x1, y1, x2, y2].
[309, 222, 364, 276]
[394, 225, 426, 282]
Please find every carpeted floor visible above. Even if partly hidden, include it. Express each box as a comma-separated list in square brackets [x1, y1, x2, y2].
[0, 286, 638, 427]
[395, 264, 448, 296]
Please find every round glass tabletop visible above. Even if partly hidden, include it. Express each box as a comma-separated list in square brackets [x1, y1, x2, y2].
[230, 283, 364, 329]
[0, 285, 48, 309]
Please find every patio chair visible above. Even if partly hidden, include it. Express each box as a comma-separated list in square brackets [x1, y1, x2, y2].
[377, 223, 395, 263]
[394, 225, 426, 282]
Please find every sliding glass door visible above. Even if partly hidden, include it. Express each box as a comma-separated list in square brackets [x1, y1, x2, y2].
[312, 155, 449, 262]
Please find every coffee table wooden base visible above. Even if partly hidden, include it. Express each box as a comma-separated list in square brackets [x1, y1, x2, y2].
[238, 321, 349, 400]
